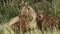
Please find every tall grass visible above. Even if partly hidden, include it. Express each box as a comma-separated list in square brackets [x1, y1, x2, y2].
[0, 0, 60, 34]
[0, 24, 60, 34]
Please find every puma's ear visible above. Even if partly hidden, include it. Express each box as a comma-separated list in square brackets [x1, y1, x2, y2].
[25, 2, 28, 6]
[39, 10, 45, 14]
[18, 1, 24, 10]
[25, 2, 29, 8]
[40, 10, 45, 14]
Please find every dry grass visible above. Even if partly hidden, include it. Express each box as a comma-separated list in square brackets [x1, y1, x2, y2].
[0, 24, 60, 34]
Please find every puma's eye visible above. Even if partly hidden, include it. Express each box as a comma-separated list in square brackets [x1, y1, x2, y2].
[39, 16, 41, 18]
[38, 15, 41, 18]
[20, 7, 22, 10]
[30, 16, 33, 21]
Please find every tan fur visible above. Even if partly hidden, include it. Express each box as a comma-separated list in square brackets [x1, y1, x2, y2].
[10, 5, 37, 34]
[21, 6, 29, 17]
[27, 5, 38, 30]
[8, 4, 37, 34]
[37, 11, 60, 31]
[20, 5, 38, 31]
[7, 16, 20, 26]
[48, 14, 60, 28]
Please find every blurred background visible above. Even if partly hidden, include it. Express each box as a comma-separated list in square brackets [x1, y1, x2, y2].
[0, 0, 60, 24]
[0, 0, 60, 34]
